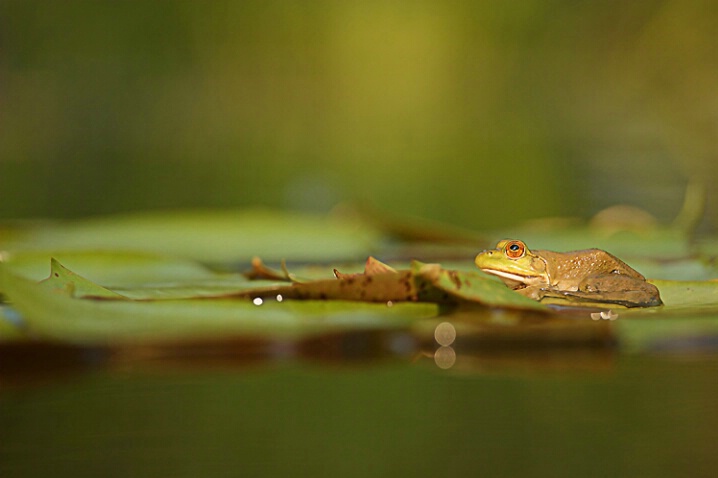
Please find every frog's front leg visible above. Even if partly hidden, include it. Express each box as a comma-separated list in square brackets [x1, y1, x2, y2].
[511, 284, 547, 301]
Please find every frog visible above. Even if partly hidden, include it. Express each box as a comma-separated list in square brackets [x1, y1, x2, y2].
[474, 239, 662, 308]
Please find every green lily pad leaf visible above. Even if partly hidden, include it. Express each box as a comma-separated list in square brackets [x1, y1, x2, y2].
[1, 269, 437, 344]
[111, 279, 285, 301]
[30, 257, 551, 311]
[563, 279, 718, 353]
[0, 250, 216, 287]
[413, 262, 548, 310]
[1, 209, 381, 263]
[651, 279, 718, 309]
[492, 227, 691, 261]
[620, 279, 718, 313]
[0, 253, 548, 345]
[621, 258, 718, 281]
[40, 258, 128, 299]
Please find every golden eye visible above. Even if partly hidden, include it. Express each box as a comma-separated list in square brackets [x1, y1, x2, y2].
[505, 240, 526, 259]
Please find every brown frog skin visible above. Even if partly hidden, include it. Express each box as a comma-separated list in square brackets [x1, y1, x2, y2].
[474, 239, 663, 308]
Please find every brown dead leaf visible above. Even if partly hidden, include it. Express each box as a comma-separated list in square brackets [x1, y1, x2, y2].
[244, 257, 293, 282]
[333, 256, 396, 279]
[262, 270, 419, 303]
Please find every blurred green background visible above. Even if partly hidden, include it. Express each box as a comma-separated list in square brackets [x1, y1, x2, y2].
[1, 0, 716, 229]
[3, 4, 718, 477]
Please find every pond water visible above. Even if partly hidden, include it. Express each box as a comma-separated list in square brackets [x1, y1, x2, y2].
[2, 330, 717, 478]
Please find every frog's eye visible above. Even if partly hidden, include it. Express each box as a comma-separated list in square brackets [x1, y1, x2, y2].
[505, 240, 526, 259]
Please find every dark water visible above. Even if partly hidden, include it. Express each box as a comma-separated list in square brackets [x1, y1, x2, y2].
[1, 331, 717, 478]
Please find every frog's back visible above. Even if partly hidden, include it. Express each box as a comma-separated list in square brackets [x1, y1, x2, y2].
[538, 248, 645, 281]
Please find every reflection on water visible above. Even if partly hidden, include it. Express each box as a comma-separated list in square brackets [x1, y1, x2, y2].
[2, 342, 718, 478]
[433, 346, 456, 369]
[2, 313, 718, 478]
[433, 322, 457, 369]
[4, 303, 718, 386]
[591, 310, 619, 321]
[0, 310, 619, 387]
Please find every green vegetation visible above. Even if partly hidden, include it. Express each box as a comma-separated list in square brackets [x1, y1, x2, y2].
[2, 209, 717, 353]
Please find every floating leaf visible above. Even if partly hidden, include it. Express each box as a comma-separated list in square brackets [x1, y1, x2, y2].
[262, 270, 419, 303]
[111, 279, 284, 301]
[1, 270, 437, 344]
[493, 226, 691, 261]
[414, 263, 548, 310]
[615, 279, 718, 316]
[0, 250, 216, 287]
[333, 256, 397, 279]
[0, 251, 555, 345]
[3, 206, 718, 353]
[40, 258, 128, 299]
[0, 209, 381, 263]
[244, 257, 294, 282]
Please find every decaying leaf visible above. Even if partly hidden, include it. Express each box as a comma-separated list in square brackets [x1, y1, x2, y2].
[333, 256, 397, 279]
[244, 257, 293, 282]
[272, 270, 418, 302]
[33, 257, 547, 313]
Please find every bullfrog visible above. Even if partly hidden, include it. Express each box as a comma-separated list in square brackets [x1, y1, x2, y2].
[474, 239, 662, 308]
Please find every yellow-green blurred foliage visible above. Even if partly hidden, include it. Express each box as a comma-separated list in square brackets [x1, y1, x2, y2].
[1, 1, 716, 229]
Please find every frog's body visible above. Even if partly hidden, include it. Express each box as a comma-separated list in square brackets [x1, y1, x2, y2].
[475, 239, 662, 308]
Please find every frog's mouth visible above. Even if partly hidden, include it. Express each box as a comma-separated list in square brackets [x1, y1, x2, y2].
[480, 268, 541, 287]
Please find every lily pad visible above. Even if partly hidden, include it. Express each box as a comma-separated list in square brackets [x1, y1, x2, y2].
[2, 204, 718, 354]
[26, 256, 543, 310]
[651, 279, 718, 310]
[40, 258, 128, 299]
[492, 227, 691, 261]
[1, 269, 437, 344]
[413, 262, 547, 311]
[0, 250, 554, 344]
[0, 209, 382, 263]
[0, 250, 216, 286]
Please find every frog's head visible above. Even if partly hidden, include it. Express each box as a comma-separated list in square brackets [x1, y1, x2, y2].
[474, 239, 550, 289]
